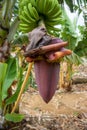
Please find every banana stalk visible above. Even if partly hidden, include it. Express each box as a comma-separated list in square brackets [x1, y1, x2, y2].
[11, 62, 33, 113]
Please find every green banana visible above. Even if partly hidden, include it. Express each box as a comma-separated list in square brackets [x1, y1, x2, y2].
[46, 0, 53, 15]
[42, 0, 61, 18]
[32, 7, 40, 20]
[20, 22, 37, 33]
[20, 23, 31, 28]
[35, 0, 40, 12]
[48, 9, 62, 19]
[19, 14, 31, 24]
[30, 0, 36, 7]
[38, 0, 44, 13]
[47, 6, 61, 18]
[23, 6, 36, 22]
[19, 27, 30, 33]
[48, 17, 62, 23]
[27, 3, 39, 21]
[46, 2, 59, 16]
[19, 0, 30, 11]
[46, 24, 60, 32]
[42, 0, 47, 14]
[39, 0, 46, 14]
[45, 17, 62, 26]
[43, 0, 51, 14]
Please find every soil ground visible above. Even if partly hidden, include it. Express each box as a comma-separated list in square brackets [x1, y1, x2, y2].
[8, 61, 87, 130]
[20, 85, 87, 116]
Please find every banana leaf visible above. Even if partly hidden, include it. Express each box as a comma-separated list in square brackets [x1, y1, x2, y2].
[2, 58, 17, 101]
[5, 113, 24, 122]
[0, 62, 7, 85]
[0, 62, 7, 108]
[7, 17, 20, 42]
[65, 0, 73, 12]
[74, 39, 87, 56]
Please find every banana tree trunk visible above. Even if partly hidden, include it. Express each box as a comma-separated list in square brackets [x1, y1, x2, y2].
[59, 61, 73, 92]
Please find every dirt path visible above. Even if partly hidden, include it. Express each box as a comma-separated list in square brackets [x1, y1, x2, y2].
[19, 86, 87, 117]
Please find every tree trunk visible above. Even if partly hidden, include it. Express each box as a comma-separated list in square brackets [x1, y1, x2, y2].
[59, 61, 72, 92]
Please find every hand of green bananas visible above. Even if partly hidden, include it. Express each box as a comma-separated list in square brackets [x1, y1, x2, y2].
[19, 0, 62, 33]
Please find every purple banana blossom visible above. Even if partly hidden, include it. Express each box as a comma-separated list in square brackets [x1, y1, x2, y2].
[25, 38, 72, 103]
[33, 38, 71, 103]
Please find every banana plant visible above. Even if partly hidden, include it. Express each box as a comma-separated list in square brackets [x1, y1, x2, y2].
[0, 0, 65, 125]
[0, 0, 86, 127]
[0, 0, 26, 127]
[0, 0, 65, 127]
[58, 7, 87, 92]
[12, 0, 86, 109]
[0, 0, 20, 62]
[15, 0, 72, 106]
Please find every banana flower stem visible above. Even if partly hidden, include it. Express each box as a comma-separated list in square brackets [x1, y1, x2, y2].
[11, 62, 33, 113]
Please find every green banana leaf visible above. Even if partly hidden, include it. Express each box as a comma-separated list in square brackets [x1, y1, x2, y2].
[74, 39, 87, 56]
[0, 62, 7, 108]
[0, 62, 7, 85]
[65, 0, 73, 12]
[62, 8, 77, 35]
[0, 0, 18, 45]
[74, 25, 87, 57]
[2, 0, 16, 21]
[2, 58, 17, 101]
[7, 17, 20, 42]
[5, 63, 31, 106]
[5, 67, 23, 106]
[5, 113, 24, 122]
[61, 8, 80, 51]
[64, 52, 82, 65]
